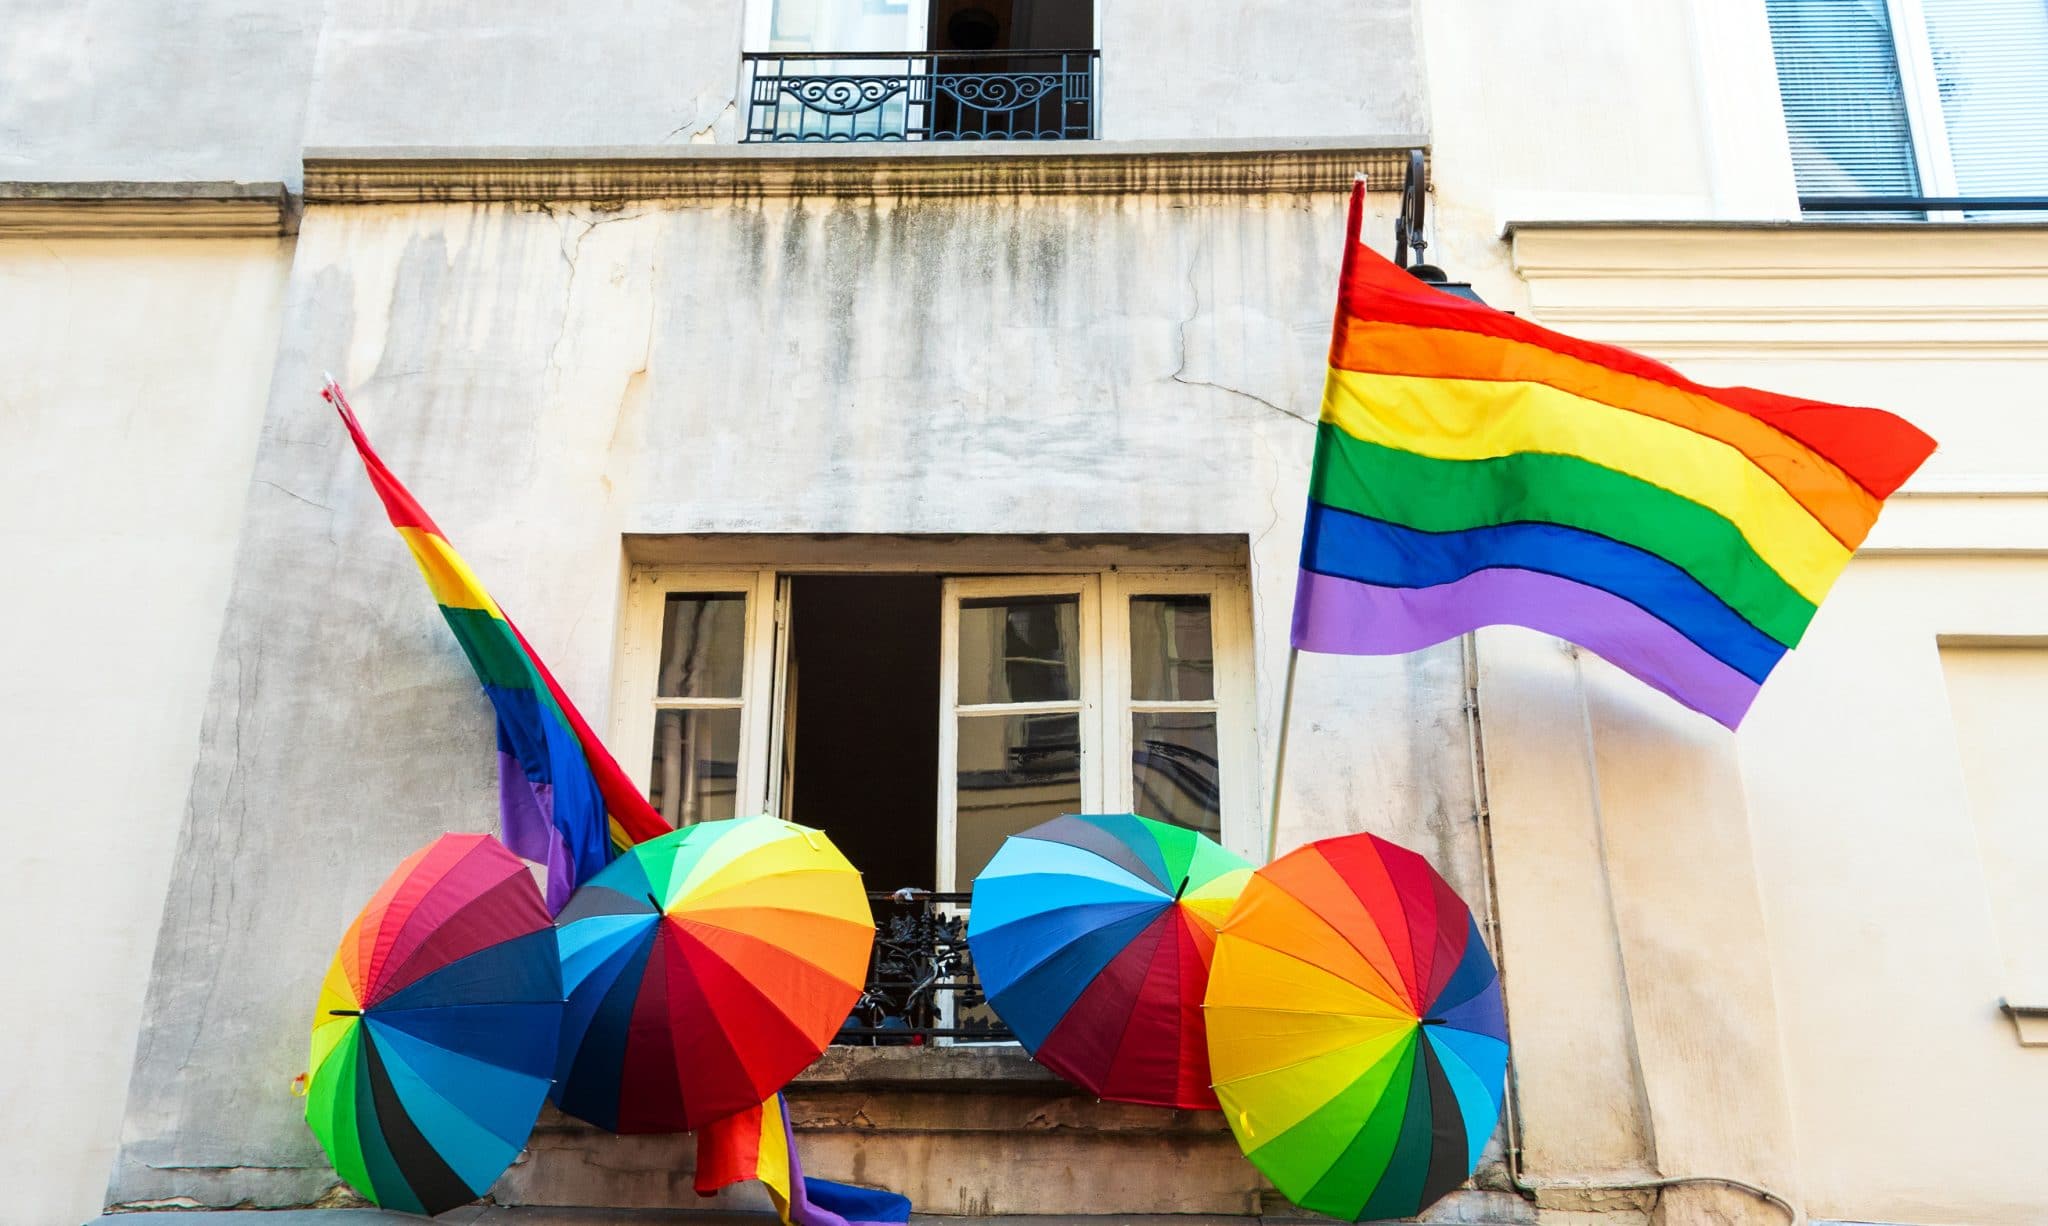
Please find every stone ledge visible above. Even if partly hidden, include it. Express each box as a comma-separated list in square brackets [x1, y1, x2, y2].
[0, 181, 296, 238]
[792, 1043, 1057, 1089]
[300, 138, 1425, 203]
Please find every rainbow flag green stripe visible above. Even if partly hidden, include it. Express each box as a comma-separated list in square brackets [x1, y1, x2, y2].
[1308, 424, 1816, 648]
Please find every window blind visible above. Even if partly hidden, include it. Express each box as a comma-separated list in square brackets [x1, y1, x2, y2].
[1765, 0, 1922, 202]
[1922, 0, 2048, 204]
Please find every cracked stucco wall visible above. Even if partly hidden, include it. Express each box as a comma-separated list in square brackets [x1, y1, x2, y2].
[0, 0, 1426, 187]
[0, 237, 292, 1226]
[105, 189, 1486, 1213]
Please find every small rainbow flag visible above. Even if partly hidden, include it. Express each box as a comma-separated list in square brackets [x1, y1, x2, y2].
[696, 1093, 912, 1226]
[327, 381, 670, 908]
[1293, 183, 1936, 728]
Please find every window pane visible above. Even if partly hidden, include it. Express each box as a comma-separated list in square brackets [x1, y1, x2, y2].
[955, 711, 1080, 882]
[1765, 0, 1921, 207]
[765, 0, 917, 52]
[658, 594, 746, 699]
[957, 595, 1079, 705]
[649, 707, 743, 826]
[1924, 0, 2048, 211]
[1129, 595, 1215, 702]
[1132, 711, 1220, 839]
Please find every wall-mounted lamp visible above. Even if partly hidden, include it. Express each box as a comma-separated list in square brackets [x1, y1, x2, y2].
[1395, 149, 1487, 307]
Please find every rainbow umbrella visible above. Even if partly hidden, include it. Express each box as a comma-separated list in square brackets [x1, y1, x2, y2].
[967, 813, 1252, 1109]
[1204, 832, 1507, 1221]
[551, 815, 874, 1133]
[304, 834, 564, 1216]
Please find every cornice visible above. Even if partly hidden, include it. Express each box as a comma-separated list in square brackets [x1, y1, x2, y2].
[0, 182, 295, 238]
[301, 138, 1425, 204]
[1508, 221, 2048, 280]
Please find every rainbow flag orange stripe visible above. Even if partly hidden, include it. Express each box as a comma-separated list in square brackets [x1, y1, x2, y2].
[327, 382, 669, 907]
[696, 1094, 911, 1226]
[1294, 183, 1936, 728]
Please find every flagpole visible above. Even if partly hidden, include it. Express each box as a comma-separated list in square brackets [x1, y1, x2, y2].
[1264, 646, 1300, 864]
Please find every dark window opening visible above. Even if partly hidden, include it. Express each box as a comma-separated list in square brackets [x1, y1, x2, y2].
[785, 575, 942, 893]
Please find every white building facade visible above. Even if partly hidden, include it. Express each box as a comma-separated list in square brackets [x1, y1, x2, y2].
[3, 2, 2044, 1224]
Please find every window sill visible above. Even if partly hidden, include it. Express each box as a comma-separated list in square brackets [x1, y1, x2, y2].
[300, 137, 1423, 204]
[795, 1043, 1060, 1089]
[2001, 998, 2048, 1047]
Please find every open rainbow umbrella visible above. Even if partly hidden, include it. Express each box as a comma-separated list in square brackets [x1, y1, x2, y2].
[551, 815, 873, 1133]
[967, 813, 1251, 1109]
[1204, 832, 1507, 1221]
[304, 834, 564, 1216]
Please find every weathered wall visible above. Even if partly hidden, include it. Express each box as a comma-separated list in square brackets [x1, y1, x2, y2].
[0, 0, 322, 184]
[107, 189, 1488, 1213]
[0, 0, 1426, 183]
[0, 239, 291, 1225]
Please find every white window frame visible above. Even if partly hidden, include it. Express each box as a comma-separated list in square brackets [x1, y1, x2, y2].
[614, 562, 1258, 866]
[936, 574, 1105, 892]
[612, 568, 781, 822]
[1101, 570, 1261, 865]
[1883, 0, 1966, 215]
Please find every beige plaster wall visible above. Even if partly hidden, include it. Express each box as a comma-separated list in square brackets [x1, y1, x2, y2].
[1501, 223, 2048, 1224]
[0, 239, 291, 1224]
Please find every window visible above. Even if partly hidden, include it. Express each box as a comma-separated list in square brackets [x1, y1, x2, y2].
[739, 0, 1098, 141]
[1938, 641, 2048, 1041]
[1764, 0, 2048, 215]
[611, 571, 781, 826]
[612, 561, 1256, 885]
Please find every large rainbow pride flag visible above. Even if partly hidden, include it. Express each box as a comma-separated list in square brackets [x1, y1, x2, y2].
[327, 382, 669, 908]
[1294, 183, 1936, 728]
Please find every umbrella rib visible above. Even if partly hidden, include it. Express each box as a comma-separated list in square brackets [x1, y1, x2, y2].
[1213, 937, 1415, 1014]
[666, 916, 869, 994]
[1212, 1021, 1415, 1087]
[1097, 911, 1174, 1094]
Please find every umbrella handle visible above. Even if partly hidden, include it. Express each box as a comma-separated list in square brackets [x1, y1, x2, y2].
[289, 1073, 309, 1098]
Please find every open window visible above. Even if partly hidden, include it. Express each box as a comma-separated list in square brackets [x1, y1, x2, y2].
[740, 0, 1098, 141]
[614, 550, 1255, 1044]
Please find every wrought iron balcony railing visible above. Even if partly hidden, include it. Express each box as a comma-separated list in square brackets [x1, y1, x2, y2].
[836, 890, 1016, 1044]
[742, 50, 1099, 143]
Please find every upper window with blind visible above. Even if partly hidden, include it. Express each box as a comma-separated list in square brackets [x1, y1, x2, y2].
[1765, 0, 2048, 217]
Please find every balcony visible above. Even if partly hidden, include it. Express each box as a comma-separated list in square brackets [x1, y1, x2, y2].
[836, 890, 1016, 1044]
[742, 50, 1099, 143]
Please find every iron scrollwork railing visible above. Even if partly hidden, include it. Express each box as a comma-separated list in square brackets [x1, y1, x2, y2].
[743, 50, 1099, 143]
[837, 890, 1015, 1044]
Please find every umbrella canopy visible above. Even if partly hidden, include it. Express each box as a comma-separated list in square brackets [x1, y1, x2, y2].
[305, 834, 564, 1216]
[1204, 832, 1507, 1222]
[551, 815, 873, 1133]
[967, 813, 1252, 1109]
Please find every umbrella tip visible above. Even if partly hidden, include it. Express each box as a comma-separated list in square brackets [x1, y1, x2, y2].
[1173, 875, 1190, 901]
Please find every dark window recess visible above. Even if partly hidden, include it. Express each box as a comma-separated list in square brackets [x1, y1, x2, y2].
[785, 575, 940, 893]
[743, 0, 1096, 141]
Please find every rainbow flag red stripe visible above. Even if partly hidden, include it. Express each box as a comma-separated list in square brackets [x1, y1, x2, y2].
[1293, 183, 1937, 728]
[696, 1094, 911, 1226]
[327, 382, 669, 907]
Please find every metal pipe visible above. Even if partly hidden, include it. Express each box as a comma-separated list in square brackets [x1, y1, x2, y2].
[1263, 647, 1300, 864]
